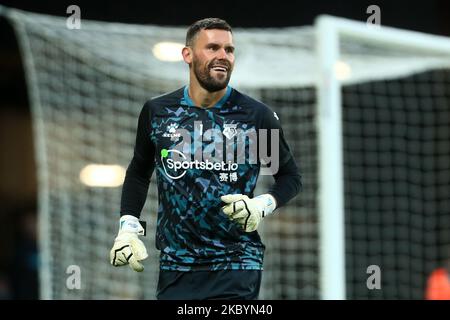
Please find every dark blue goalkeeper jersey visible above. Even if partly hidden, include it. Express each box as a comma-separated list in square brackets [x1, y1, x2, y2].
[121, 86, 301, 271]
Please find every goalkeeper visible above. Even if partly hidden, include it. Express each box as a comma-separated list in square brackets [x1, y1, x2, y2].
[110, 18, 301, 300]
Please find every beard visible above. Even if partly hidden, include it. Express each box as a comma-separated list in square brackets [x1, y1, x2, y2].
[192, 57, 233, 92]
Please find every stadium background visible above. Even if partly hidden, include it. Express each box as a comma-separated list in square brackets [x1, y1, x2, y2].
[0, 0, 449, 299]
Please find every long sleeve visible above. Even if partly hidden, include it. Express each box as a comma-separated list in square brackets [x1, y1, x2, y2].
[267, 156, 302, 208]
[258, 105, 302, 209]
[120, 102, 155, 218]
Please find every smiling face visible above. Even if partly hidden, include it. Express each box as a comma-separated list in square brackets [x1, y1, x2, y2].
[183, 29, 235, 92]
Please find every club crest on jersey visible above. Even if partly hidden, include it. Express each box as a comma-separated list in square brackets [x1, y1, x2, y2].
[163, 123, 181, 141]
[223, 123, 238, 140]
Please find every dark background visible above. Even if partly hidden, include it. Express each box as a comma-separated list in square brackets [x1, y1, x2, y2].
[0, 0, 449, 299]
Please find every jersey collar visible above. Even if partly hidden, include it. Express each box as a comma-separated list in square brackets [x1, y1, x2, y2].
[181, 85, 232, 109]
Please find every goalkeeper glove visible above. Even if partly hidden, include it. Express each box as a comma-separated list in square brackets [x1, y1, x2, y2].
[110, 215, 148, 272]
[221, 194, 277, 232]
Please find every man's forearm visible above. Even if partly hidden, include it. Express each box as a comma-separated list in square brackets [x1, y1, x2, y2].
[267, 157, 302, 209]
[120, 156, 154, 218]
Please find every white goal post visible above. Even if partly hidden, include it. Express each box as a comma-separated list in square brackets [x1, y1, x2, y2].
[316, 15, 450, 300]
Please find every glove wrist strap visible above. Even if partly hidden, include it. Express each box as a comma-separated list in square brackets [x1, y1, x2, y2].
[119, 215, 146, 236]
[256, 194, 277, 217]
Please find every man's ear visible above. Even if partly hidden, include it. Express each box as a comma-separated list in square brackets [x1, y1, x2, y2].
[182, 46, 192, 64]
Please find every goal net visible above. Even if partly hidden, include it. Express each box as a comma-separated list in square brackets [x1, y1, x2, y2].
[316, 17, 450, 299]
[3, 7, 450, 299]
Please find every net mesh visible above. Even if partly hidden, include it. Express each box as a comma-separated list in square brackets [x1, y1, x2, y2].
[343, 69, 450, 299]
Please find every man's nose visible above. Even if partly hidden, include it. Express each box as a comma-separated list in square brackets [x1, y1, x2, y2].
[216, 48, 228, 60]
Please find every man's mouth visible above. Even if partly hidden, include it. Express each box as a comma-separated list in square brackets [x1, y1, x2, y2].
[210, 65, 229, 73]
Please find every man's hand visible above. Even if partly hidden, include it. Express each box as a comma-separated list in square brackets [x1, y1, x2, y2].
[110, 215, 148, 272]
[221, 194, 277, 232]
